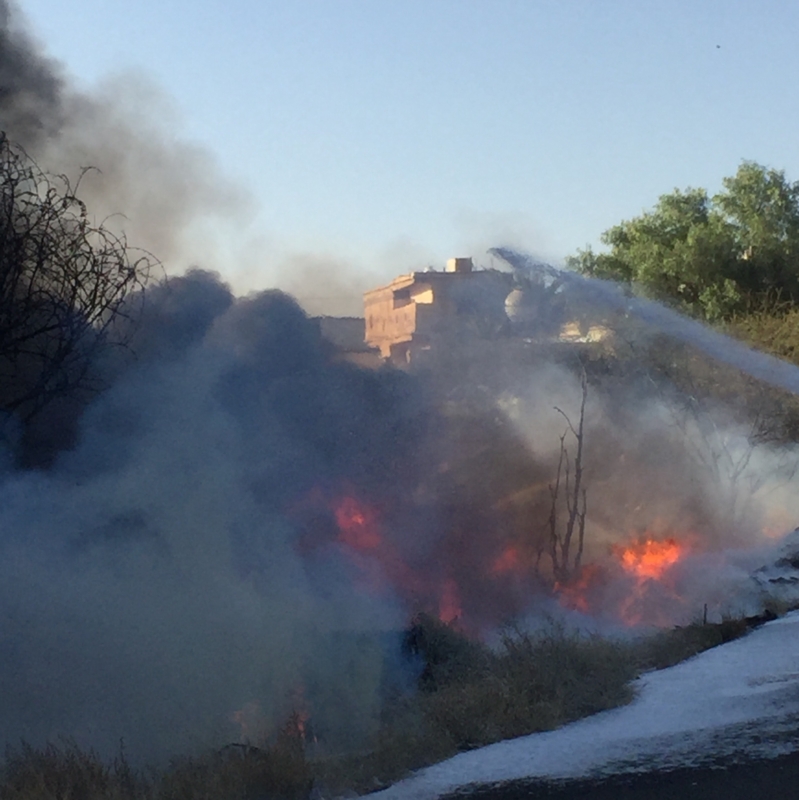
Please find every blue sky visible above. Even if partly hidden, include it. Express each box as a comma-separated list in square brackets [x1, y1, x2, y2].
[15, 0, 799, 311]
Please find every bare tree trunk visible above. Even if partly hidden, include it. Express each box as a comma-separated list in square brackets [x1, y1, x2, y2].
[548, 372, 589, 585]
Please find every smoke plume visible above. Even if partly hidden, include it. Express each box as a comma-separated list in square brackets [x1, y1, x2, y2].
[2, 0, 799, 768]
[0, 1, 249, 273]
[1, 268, 798, 762]
[0, 273, 427, 762]
[0, 0, 63, 146]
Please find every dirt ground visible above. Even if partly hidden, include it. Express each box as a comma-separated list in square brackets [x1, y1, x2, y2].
[441, 749, 799, 800]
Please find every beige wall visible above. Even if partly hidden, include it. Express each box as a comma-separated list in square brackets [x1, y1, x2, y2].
[364, 270, 512, 358]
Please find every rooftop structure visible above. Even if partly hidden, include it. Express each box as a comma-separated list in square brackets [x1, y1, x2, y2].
[363, 258, 512, 362]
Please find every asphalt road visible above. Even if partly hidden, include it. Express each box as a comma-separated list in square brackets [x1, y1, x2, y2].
[442, 750, 799, 800]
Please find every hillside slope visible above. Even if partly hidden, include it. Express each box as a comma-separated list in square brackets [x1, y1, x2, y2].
[374, 611, 799, 800]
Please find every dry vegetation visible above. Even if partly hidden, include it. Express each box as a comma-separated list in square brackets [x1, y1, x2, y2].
[728, 303, 799, 368]
[0, 612, 773, 800]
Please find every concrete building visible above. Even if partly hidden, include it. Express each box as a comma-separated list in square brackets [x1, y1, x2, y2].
[364, 258, 513, 362]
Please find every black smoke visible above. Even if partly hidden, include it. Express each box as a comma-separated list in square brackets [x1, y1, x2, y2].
[0, 0, 63, 146]
[0, 0, 797, 768]
[0, 273, 434, 762]
[0, 1, 248, 270]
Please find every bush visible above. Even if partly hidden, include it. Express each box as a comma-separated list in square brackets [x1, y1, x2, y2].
[0, 741, 147, 800]
[0, 134, 157, 463]
[160, 740, 311, 800]
[635, 617, 750, 672]
[727, 303, 799, 366]
[387, 618, 634, 758]
[0, 613, 766, 798]
[314, 617, 638, 793]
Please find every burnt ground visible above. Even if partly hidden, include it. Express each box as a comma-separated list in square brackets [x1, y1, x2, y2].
[441, 749, 799, 800]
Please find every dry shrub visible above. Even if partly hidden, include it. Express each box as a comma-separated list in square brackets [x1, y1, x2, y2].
[635, 616, 752, 672]
[312, 711, 457, 796]
[0, 741, 147, 800]
[352, 615, 637, 789]
[403, 613, 495, 692]
[728, 304, 799, 366]
[498, 625, 637, 728]
[159, 728, 311, 800]
[0, 613, 769, 799]
[0, 731, 312, 800]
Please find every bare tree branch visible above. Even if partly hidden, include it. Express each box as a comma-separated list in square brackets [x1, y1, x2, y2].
[548, 372, 589, 585]
[0, 132, 158, 436]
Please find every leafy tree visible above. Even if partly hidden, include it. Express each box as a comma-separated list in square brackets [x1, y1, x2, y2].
[716, 162, 799, 298]
[0, 133, 156, 458]
[568, 162, 799, 321]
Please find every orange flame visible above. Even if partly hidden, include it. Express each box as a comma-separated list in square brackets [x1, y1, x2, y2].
[616, 538, 685, 580]
[555, 564, 603, 614]
[438, 578, 462, 624]
[615, 537, 688, 626]
[329, 492, 462, 625]
[490, 544, 523, 576]
[333, 496, 381, 550]
[553, 536, 690, 626]
[231, 700, 267, 745]
[285, 684, 316, 745]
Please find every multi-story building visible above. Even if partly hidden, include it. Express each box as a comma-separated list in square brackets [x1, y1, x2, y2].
[364, 258, 513, 362]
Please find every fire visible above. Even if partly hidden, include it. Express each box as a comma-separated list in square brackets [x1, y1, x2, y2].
[326, 490, 467, 626]
[553, 536, 691, 627]
[615, 536, 689, 626]
[616, 538, 685, 580]
[302, 487, 697, 632]
[231, 700, 268, 745]
[231, 687, 317, 748]
[438, 578, 462, 624]
[490, 544, 523, 576]
[286, 684, 316, 745]
[555, 564, 604, 614]
[333, 495, 381, 550]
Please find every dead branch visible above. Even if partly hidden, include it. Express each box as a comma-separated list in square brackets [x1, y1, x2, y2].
[548, 372, 589, 584]
[0, 133, 159, 429]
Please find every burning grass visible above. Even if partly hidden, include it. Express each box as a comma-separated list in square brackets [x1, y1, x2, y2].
[0, 612, 767, 799]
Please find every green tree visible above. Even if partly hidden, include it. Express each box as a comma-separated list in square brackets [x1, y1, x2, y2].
[716, 162, 799, 299]
[568, 162, 799, 321]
